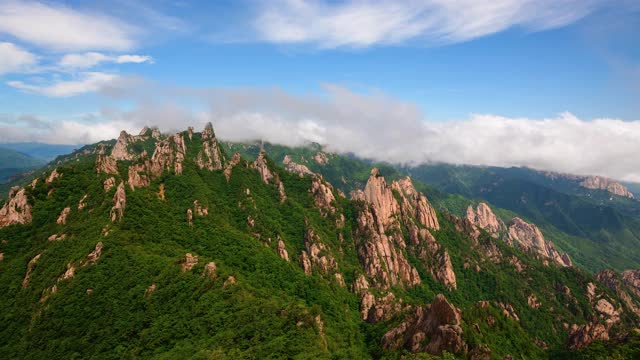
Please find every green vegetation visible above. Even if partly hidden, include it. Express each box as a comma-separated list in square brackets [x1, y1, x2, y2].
[0, 136, 639, 358]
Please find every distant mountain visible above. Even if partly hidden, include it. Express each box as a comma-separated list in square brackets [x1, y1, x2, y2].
[0, 147, 46, 183]
[0, 142, 79, 161]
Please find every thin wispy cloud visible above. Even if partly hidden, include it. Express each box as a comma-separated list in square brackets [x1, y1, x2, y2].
[0, 0, 138, 52]
[0, 42, 37, 75]
[58, 53, 154, 70]
[7, 72, 120, 97]
[254, 0, 602, 48]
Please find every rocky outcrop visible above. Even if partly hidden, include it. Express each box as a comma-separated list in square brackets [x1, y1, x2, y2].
[46, 168, 61, 183]
[96, 151, 119, 174]
[48, 234, 66, 241]
[507, 217, 572, 267]
[310, 175, 336, 216]
[149, 133, 186, 177]
[203, 262, 217, 279]
[465, 203, 505, 238]
[580, 176, 634, 199]
[381, 294, 466, 356]
[362, 168, 400, 228]
[299, 228, 338, 275]
[84, 242, 103, 265]
[56, 207, 71, 225]
[110, 182, 126, 222]
[0, 187, 32, 228]
[567, 322, 609, 350]
[77, 194, 88, 210]
[277, 238, 289, 261]
[224, 152, 242, 181]
[111, 131, 135, 161]
[253, 151, 274, 184]
[621, 270, 640, 299]
[21, 253, 42, 288]
[314, 151, 329, 165]
[392, 177, 440, 230]
[158, 183, 166, 201]
[196, 123, 224, 171]
[127, 164, 150, 190]
[181, 253, 198, 272]
[597, 269, 640, 316]
[283, 155, 314, 177]
[104, 177, 116, 192]
[193, 200, 208, 216]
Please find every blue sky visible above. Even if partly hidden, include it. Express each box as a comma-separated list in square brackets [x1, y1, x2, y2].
[0, 0, 639, 180]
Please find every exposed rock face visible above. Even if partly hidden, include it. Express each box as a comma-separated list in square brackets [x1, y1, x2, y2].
[621, 270, 640, 299]
[46, 168, 61, 183]
[580, 176, 634, 198]
[110, 182, 126, 222]
[145, 284, 157, 297]
[111, 131, 135, 161]
[299, 228, 338, 275]
[158, 183, 166, 201]
[465, 203, 505, 238]
[84, 242, 103, 265]
[21, 253, 42, 288]
[277, 238, 289, 261]
[96, 152, 119, 174]
[224, 152, 242, 181]
[527, 294, 541, 309]
[587, 269, 640, 316]
[354, 169, 455, 290]
[363, 168, 400, 227]
[567, 322, 609, 350]
[196, 123, 224, 171]
[149, 133, 186, 177]
[181, 253, 199, 272]
[128, 163, 150, 190]
[56, 207, 71, 225]
[392, 177, 440, 230]
[253, 151, 274, 184]
[104, 177, 116, 192]
[77, 194, 88, 210]
[507, 217, 572, 267]
[0, 187, 32, 228]
[310, 176, 336, 216]
[203, 262, 217, 279]
[382, 294, 466, 356]
[283, 155, 314, 177]
[187, 209, 193, 227]
[48, 234, 66, 241]
[314, 151, 329, 165]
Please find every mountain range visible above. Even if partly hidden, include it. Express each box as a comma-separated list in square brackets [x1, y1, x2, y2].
[1, 124, 639, 359]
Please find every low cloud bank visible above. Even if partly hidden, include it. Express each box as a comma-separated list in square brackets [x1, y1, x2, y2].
[2, 85, 639, 182]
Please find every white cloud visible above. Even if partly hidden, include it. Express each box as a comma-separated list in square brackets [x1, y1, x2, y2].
[4, 84, 640, 182]
[0, 42, 37, 75]
[254, 0, 602, 48]
[0, 1, 137, 51]
[7, 72, 119, 97]
[58, 52, 153, 69]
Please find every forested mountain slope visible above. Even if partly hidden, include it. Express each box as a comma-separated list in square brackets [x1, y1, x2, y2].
[1, 125, 639, 359]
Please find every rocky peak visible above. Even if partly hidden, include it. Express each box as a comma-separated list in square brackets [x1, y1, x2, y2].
[310, 175, 336, 216]
[391, 176, 439, 230]
[149, 133, 187, 177]
[382, 294, 466, 356]
[282, 155, 314, 177]
[196, 122, 224, 171]
[507, 217, 572, 267]
[314, 151, 329, 165]
[0, 186, 32, 228]
[111, 130, 134, 161]
[580, 176, 634, 199]
[621, 270, 640, 298]
[110, 182, 126, 222]
[363, 168, 400, 228]
[466, 202, 505, 238]
[224, 152, 242, 181]
[253, 151, 274, 184]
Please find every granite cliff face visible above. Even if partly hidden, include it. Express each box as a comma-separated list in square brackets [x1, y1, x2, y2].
[382, 294, 466, 356]
[465, 203, 505, 238]
[507, 217, 572, 267]
[580, 176, 634, 199]
[0, 186, 32, 228]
